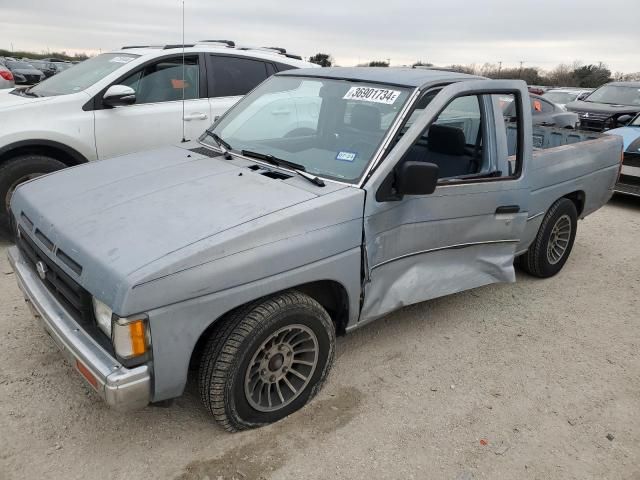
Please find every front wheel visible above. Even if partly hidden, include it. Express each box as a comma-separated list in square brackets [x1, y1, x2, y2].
[0, 155, 66, 231]
[518, 198, 578, 278]
[198, 291, 336, 431]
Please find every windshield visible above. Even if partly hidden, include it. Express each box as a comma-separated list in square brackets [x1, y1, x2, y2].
[543, 91, 578, 105]
[631, 114, 640, 126]
[203, 76, 412, 183]
[585, 85, 640, 106]
[7, 61, 35, 69]
[29, 53, 139, 96]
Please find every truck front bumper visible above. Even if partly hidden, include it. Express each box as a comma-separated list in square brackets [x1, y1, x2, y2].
[7, 246, 151, 411]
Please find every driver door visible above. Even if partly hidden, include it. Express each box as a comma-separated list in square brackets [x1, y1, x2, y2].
[359, 80, 532, 323]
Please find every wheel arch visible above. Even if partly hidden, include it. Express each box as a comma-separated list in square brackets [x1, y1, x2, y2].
[188, 279, 350, 371]
[0, 140, 89, 167]
[563, 190, 585, 217]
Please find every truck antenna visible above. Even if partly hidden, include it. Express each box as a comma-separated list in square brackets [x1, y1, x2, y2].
[180, 0, 187, 142]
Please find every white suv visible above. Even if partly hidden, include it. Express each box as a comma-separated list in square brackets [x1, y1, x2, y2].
[0, 41, 317, 229]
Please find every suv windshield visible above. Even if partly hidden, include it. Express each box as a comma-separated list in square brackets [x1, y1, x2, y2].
[203, 75, 412, 183]
[29, 53, 139, 97]
[585, 85, 640, 106]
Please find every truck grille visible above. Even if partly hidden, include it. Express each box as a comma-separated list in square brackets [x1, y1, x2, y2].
[16, 227, 94, 326]
[571, 110, 610, 131]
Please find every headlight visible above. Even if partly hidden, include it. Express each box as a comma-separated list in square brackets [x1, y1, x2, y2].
[112, 316, 150, 359]
[92, 297, 113, 336]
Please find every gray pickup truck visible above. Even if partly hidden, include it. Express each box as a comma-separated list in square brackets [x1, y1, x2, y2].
[7, 68, 622, 432]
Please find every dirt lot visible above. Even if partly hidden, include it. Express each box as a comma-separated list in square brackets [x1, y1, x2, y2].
[0, 196, 638, 480]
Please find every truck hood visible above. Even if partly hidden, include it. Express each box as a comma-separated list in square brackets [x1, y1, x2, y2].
[565, 100, 640, 115]
[604, 126, 640, 151]
[11, 145, 362, 311]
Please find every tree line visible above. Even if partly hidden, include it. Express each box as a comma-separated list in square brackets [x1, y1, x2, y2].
[0, 48, 89, 62]
[309, 53, 640, 88]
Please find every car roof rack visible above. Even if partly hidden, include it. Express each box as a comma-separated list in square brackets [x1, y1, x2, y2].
[163, 44, 196, 49]
[199, 39, 236, 47]
[121, 41, 304, 60]
[121, 45, 160, 49]
[263, 47, 287, 54]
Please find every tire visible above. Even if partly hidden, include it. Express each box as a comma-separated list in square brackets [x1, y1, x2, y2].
[0, 155, 66, 230]
[199, 291, 335, 432]
[519, 198, 578, 278]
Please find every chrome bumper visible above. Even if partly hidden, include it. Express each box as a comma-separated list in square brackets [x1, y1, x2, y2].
[615, 165, 640, 197]
[7, 246, 150, 411]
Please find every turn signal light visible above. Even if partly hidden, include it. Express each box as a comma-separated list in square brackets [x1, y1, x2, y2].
[112, 316, 149, 359]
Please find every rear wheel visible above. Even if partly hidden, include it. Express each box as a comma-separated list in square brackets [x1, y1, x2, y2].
[198, 291, 335, 431]
[0, 155, 66, 231]
[519, 198, 577, 278]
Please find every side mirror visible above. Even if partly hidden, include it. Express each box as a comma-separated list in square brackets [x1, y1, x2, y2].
[396, 161, 439, 196]
[617, 114, 633, 126]
[103, 85, 136, 107]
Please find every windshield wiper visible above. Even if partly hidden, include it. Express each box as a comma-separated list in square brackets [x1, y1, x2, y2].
[203, 129, 232, 159]
[241, 149, 325, 187]
[11, 87, 40, 98]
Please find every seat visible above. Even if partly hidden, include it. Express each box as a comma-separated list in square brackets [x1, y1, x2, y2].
[424, 124, 476, 178]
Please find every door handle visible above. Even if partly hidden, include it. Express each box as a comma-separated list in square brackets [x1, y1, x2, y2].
[495, 205, 520, 214]
[183, 113, 208, 121]
[271, 110, 291, 115]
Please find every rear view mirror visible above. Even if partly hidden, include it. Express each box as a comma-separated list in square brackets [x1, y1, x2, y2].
[396, 161, 439, 196]
[103, 85, 136, 107]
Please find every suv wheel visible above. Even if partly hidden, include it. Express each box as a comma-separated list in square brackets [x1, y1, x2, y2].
[0, 155, 66, 230]
[199, 291, 335, 431]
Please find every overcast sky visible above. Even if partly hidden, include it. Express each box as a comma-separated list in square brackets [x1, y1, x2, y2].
[2, 0, 639, 73]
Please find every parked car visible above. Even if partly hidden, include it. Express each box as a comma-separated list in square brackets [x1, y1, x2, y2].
[41, 57, 68, 63]
[4, 60, 45, 85]
[29, 60, 66, 78]
[528, 85, 549, 95]
[543, 88, 593, 108]
[7, 68, 622, 431]
[505, 93, 579, 129]
[0, 66, 14, 89]
[0, 41, 316, 229]
[566, 81, 640, 131]
[605, 113, 640, 196]
[52, 62, 73, 73]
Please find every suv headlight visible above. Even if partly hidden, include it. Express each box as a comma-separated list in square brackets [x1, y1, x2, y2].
[92, 297, 113, 336]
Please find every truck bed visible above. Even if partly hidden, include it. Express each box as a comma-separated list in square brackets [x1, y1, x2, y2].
[510, 123, 622, 255]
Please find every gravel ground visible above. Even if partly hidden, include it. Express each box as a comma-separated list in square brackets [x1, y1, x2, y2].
[0, 196, 638, 480]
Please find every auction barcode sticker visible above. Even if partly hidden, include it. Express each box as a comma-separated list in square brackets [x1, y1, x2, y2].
[343, 86, 401, 105]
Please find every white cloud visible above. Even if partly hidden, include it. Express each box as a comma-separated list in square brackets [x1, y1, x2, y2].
[1, 0, 638, 73]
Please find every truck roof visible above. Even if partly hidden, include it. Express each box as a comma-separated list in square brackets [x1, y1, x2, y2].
[278, 67, 484, 88]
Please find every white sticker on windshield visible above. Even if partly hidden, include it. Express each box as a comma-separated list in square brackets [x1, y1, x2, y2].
[336, 151, 357, 162]
[109, 56, 134, 64]
[343, 86, 401, 105]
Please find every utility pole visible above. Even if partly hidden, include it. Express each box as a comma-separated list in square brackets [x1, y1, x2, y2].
[519, 60, 524, 78]
[498, 61, 502, 74]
